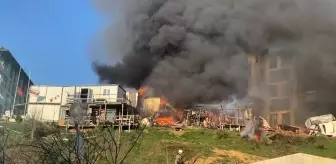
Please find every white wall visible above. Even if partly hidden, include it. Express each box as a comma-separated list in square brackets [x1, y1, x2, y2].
[27, 85, 128, 122]
[27, 104, 60, 122]
[66, 85, 123, 103]
[126, 91, 138, 107]
[27, 86, 63, 122]
[29, 86, 63, 104]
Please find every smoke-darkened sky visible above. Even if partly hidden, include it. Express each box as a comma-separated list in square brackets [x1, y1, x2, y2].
[92, 0, 336, 107]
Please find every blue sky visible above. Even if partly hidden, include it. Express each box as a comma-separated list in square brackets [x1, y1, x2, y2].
[0, 0, 105, 85]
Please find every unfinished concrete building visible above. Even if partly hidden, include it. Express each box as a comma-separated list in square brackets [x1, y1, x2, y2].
[248, 49, 296, 127]
[247, 43, 332, 127]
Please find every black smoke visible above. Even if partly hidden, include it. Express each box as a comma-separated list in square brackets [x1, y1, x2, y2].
[93, 0, 336, 108]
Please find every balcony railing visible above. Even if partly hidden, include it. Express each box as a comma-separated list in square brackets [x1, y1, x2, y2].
[66, 93, 132, 105]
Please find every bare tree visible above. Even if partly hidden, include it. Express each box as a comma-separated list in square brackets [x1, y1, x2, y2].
[99, 125, 145, 164]
[0, 100, 145, 164]
[13, 124, 145, 164]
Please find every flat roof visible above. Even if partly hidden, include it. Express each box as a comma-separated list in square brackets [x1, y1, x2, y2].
[31, 84, 139, 92]
[30, 84, 128, 92]
[0, 47, 34, 85]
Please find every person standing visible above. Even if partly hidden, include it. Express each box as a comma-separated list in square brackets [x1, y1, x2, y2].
[175, 149, 184, 164]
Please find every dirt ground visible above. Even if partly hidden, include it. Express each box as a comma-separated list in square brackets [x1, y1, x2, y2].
[169, 129, 265, 164]
[171, 129, 185, 136]
[190, 148, 266, 164]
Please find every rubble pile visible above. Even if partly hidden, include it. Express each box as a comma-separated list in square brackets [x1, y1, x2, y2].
[138, 86, 336, 139]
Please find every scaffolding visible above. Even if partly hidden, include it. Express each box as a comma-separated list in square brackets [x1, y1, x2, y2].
[58, 92, 138, 131]
[219, 107, 253, 131]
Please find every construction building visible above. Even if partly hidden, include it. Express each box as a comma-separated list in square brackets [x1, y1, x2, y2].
[248, 47, 296, 127]
[0, 47, 33, 116]
[26, 84, 138, 129]
[247, 43, 298, 127]
[248, 41, 335, 127]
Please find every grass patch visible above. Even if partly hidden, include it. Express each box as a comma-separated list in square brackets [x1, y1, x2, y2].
[2, 123, 336, 163]
[122, 128, 336, 163]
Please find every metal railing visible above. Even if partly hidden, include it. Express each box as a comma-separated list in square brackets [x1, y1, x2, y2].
[60, 113, 136, 126]
[66, 93, 132, 105]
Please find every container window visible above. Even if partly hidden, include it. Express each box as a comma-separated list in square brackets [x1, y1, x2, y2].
[103, 89, 110, 95]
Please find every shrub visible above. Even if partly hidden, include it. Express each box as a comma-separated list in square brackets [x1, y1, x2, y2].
[15, 115, 23, 123]
[215, 130, 230, 139]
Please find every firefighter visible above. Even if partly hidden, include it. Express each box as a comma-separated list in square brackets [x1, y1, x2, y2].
[175, 149, 184, 164]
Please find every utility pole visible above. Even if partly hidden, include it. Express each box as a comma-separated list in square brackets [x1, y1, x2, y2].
[75, 121, 83, 163]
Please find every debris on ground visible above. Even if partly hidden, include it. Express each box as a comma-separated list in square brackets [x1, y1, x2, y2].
[305, 114, 336, 137]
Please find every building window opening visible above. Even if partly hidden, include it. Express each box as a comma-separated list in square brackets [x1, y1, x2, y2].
[269, 85, 278, 97]
[270, 114, 277, 127]
[103, 89, 110, 95]
[282, 112, 290, 125]
[282, 82, 292, 97]
[269, 56, 278, 69]
[270, 98, 290, 112]
[279, 55, 293, 68]
[269, 68, 291, 83]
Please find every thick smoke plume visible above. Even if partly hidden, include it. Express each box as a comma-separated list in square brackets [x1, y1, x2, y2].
[93, 0, 336, 108]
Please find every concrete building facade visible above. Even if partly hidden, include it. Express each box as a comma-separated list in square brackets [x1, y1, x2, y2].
[0, 47, 33, 116]
[27, 84, 138, 123]
[248, 45, 298, 127]
[247, 41, 336, 127]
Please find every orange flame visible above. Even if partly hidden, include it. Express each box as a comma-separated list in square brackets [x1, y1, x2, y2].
[160, 96, 168, 105]
[138, 86, 148, 96]
[154, 116, 175, 126]
[254, 135, 261, 141]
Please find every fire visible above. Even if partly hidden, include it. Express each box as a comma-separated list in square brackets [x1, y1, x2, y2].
[160, 96, 168, 105]
[138, 86, 148, 96]
[139, 86, 169, 105]
[154, 116, 175, 126]
[254, 135, 261, 141]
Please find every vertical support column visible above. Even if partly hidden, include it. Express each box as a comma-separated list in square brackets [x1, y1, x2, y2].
[104, 104, 107, 125]
[98, 104, 101, 126]
[277, 113, 283, 125]
[290, 56, 297, 125]
[248, 55, 257, 95]
[120, 103, 124, 132]
[127, 107, 130, 131]
[264, 58, 271, 123]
